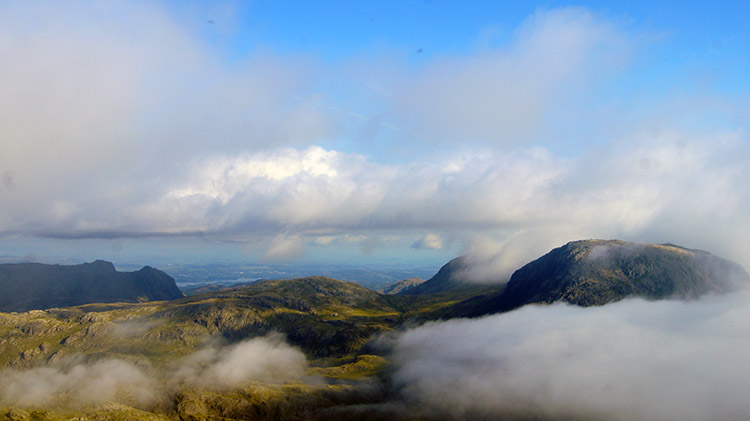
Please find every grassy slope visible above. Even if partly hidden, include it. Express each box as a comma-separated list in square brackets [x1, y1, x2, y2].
[0, 275, 487, 420]
[0, 276, 495, 368]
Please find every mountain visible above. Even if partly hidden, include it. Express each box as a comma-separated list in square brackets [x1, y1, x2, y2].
[0, 274, 479, 419]
[1, 244, 747, 419]
[492, 239, 750, 312]
[170, 276, 404, 357]
[0, 276, 480, 370]
[398, 257, 476, 295]
[379, 278, 426, 294]
[0, 260, 183, 312]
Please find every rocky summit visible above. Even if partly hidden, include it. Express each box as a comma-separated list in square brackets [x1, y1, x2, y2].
[492, 239, 750, 312]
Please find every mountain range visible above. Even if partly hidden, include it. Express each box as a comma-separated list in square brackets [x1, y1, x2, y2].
[0, 239, 747, 419]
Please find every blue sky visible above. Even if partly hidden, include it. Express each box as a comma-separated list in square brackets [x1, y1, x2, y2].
[0, 1, 748, 277]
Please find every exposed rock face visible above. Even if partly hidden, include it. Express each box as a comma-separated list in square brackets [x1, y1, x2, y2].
[492, 239, 750, 312]
[0, 260, 183, 312]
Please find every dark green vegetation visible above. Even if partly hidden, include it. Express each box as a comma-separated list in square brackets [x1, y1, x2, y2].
[0, 260, 183, 312]
[0, 239, 747, 419]
[492, 239, 750, 312]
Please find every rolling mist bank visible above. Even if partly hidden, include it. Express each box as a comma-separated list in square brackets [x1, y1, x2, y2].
[392, 291, 750, 420]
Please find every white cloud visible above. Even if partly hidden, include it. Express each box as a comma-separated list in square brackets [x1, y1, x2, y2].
[0, 2, 747, 274]
[0, 0, 329, 238]
[170, 334, 307, 389]
[4, 129, 750, 272]
[0, 335, 308, 408]
[0, 359, 156, 407]
[392, 291, 750, 420]
[412, 233, 443, 250]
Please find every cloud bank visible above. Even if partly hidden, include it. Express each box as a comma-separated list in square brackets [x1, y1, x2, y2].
[392, 292, 750, 420]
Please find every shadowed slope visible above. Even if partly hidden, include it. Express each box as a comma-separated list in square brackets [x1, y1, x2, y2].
[0, 260, 182, 312]
[398, 257, 473, 295]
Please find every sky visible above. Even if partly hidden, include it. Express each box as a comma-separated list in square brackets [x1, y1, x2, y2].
[0, 1, 749, 275]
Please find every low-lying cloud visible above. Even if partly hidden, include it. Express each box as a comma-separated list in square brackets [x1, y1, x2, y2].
[170, 333, 307, 389]
[392, 292, 750, 420]
[0, 334, 307, 408]
[0, 359, 155, 408]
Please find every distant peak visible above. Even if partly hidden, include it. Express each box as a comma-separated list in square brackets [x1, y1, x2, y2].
[88, 260, 116, 271]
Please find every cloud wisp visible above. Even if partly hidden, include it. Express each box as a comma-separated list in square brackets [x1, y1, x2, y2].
[169, 333, 308, 389]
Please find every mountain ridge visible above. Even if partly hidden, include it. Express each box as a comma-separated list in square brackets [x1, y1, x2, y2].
[1, 241, 748, 419]
[0, 260, 183, 312]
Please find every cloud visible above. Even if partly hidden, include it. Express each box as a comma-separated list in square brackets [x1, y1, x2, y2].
[0, 359, 156, 408]
[0, 334, 307, 408]
[411, 233, 443, 250]
[170, 334, 308, 389]
[0, 0, 329, 238]
[392, 292, 750, 420]
[448, 130, 750, 282]
[0, 2, 747, 274]
[5, 129, 750, 273]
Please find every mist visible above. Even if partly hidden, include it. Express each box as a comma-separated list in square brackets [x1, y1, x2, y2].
[0, 334, 307, 408]
[391, 291, 750, 420]
[0, 359, 155, 408]
[170, 333, 308, 389]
